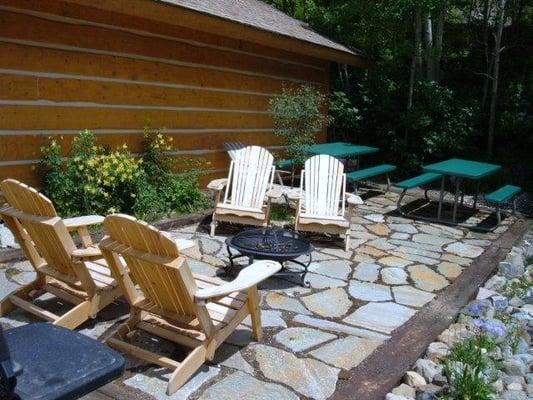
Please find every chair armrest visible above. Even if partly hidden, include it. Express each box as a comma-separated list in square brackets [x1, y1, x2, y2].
[266, 185, 283, 199]
[194, 260, 281, 301]
[64, 215, 104, 229]
[276, 170, 293, 175]
[346, 193, 364, 206]
[207, 178, 227, 191]
[71, 246, 102, 261]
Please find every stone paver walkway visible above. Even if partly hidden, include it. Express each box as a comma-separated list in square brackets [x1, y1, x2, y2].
[0, 189, 518, 400]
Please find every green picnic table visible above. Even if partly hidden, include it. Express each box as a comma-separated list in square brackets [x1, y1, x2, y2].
[275, 142, 379, 175]
[308, 142, 379, 159]
[423, 158, 501, 223]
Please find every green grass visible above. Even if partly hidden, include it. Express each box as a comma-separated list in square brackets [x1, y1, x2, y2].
[269, 203, 293, 221]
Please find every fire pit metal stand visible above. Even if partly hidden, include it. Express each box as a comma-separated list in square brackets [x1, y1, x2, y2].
[225, 228, 313, 287]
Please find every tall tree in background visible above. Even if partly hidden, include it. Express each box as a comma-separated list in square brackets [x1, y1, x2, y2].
[486, 0, 507, 160]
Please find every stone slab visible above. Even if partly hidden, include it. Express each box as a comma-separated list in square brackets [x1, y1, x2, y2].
[254, 344, 339, 400]
[125, 366, 219, 400]
[344, 302, 416, 334]
[305, 273, 348, 289]
[412, 234, 456, 247]
[390, 251, 440, 266]
[293, 314, 390, 341]
[242, 310, 287, 328]
[308, 259, 352, 280]
[274, 327, 336, 352]
[388, 224, 418, 234]
[265, 293, 310, 315]
[440, 253, 473, 266]
[444, 242, 484, 258]
[437, 262, 463, 279]
[310, 336, 381, 370]
[392, 285, 435, 308]
[379, 256, 413, 268]
[381, 268, 408, 285]
[198, 371, 299, 400]
[394, 245, 441, 259]
[408, 265, 449, 292]
[353, 262, 380, 282]
[218, 348, 255, 375]
[301, 288, 352, 318]
[349, 281, 392, 302]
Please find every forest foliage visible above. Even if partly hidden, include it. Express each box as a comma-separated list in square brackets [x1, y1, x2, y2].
[267, 0, 532, 190]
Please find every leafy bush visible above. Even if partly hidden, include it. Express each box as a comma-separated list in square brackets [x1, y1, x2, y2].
[40, 128, 209, 220]
[441, 333, 499, 400]
[269, 84, 328, 165]
[269, 203, 293, 222]
[501, 273, 532, 299]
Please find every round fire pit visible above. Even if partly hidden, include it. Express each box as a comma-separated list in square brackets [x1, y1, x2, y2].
[225, 228, 313, 287]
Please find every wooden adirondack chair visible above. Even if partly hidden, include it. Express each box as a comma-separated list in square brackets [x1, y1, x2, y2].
[98, 214, 281, 395]
[0, 179, 121, 329]
[223, 141, 293, 189]
[290, 155, 363, 251]
[208, 145, 282, 236]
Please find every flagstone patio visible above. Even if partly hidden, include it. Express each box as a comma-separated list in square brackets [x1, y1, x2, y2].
[0, 189, 521, 400]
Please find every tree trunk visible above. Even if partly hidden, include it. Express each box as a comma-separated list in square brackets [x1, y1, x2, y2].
[486, 0, 506, 160]
[423, 11, 434, 80]
[481, 0, 493, 110]
[433, 3, 446, 82]
[407, 9, 423, 111]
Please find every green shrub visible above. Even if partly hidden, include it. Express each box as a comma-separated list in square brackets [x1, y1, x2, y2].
[441, 333, 498, 400]
[269, 84, 328, 165]
[269, 203, 293, 222]
[40, 128, 209, 220]
[502, 274, 532, 299]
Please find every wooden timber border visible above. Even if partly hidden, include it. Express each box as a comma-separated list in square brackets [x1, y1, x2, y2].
[332, 217, 529, 400]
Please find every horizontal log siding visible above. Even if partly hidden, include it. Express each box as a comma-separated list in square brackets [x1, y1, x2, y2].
[0, 1, 330, 187]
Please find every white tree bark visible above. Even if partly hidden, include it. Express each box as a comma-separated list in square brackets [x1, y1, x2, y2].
[423, 11, 434, 80]
[487, 0, 506, 160]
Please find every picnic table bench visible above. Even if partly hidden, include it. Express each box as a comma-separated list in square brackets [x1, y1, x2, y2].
[485, 184, 521, 223]
[393, 172, 442, 216]
[347, 164, 397, 191]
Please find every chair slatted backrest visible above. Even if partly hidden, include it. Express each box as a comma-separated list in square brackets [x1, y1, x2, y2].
[224, 146, 274, 210]
[0, 179, 77, 277]
[102, 214, 199, 318]
[223, 142, 246, 161]
[302, 155, 346, 217]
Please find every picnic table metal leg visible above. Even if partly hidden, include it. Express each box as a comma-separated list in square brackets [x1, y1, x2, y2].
[473, 180, 480, 210]
[460, 180, 465, 207]
[452, 177, 461, 224]
[437, 176, 445, 221]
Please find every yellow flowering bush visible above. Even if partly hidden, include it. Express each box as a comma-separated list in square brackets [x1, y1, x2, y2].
[40, 128, 208, 219]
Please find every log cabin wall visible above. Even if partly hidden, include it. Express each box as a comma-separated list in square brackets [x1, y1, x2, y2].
[0, 0, 330, 187]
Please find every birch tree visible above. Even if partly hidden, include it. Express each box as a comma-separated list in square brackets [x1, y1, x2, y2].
[486, 0, 507, 159]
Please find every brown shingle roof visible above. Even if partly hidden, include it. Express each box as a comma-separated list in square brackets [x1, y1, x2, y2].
[157, 0, 360, 58]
